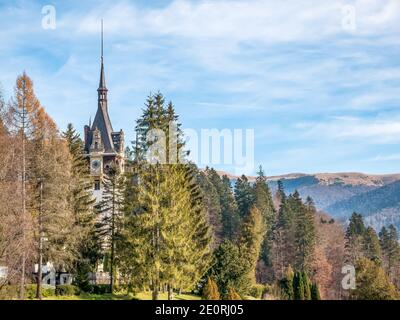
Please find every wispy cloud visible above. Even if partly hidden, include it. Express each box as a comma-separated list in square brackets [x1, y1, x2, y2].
[0, 0, 400, 175]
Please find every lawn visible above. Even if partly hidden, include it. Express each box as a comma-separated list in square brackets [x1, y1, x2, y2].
[44, 291, 201, 300]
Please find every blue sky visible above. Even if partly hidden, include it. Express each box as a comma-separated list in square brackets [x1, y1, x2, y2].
[1, 0, 400, 175]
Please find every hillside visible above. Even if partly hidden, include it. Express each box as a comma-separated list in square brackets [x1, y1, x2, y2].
[217, 170, 400, 230]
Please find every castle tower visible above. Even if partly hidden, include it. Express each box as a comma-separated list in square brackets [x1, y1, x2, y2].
[84, 20, 125, 202]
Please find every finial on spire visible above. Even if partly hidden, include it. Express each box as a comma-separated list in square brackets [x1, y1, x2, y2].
[101, 19, 104, 63]
[98, 19, 107, 90]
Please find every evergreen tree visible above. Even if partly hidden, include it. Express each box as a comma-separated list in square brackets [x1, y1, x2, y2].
[220, 175, 240, 241]
[302, 271, 312, 300]
[234, 175, 255, 218]
[201, 168, 223, 243]
[294, 196, 316, 273]
[96, 165, 124, 293]
[62, 124, 99, 289]
[380, 225, 400, 283]
[293, 271, 305, 300]
[363, 226, 381, 262]
[209, 241, 249, 297]
[202, 277, 220, 300]
[345, 212, 366, 264]
[350, 257, 398, 300]
[279, 265, 294, 300]
[311, 283, 321, 300]
[253, 166, 275, 265]
[120, 93, 211, 299]
[238, 206, 264, 285]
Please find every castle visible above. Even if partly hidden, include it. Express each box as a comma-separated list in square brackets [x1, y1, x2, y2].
[83, 22, 125, 202]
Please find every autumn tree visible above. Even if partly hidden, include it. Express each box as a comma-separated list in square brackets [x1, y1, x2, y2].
[202, 277, 220, 300]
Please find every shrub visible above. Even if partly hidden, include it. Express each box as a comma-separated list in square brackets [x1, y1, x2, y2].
[248, 284, 265, 299]
[226, 287, 241, 300]
[55, 284, 80, 296]
[202, 277, 220, 300]
[87, 284, 111, 294]
[25, 284, 55, 299]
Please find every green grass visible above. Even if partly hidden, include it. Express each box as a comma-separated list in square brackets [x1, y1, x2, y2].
[134, 291, 201, 300]
[44, 293, 133, 300]
[44, 291, 201, 300]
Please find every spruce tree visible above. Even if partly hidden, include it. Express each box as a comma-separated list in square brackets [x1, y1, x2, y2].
[220, 175, 240, 241]
[279, 265, 294, 300]
[294, 196, 316, 273]
[345, 212, 366, 264]
[62, 124, 99, 289]
[234, 175, 255, 218]
[350, 257, 398, 300]
[96, 165, 124, 293]
[311, 283, 321, 300]
[120, 93, 211, 299]
[363, 226, 382, 262]
[293, 271, 305, 300]
[209, 241, 249, 297]
[253, 166, 275, 265]
[238, 206, 264, 285]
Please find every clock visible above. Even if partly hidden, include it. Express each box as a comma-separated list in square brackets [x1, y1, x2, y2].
[91, 160, 101, 170]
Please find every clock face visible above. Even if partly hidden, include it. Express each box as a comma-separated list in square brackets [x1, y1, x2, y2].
[91, 160, 101, 170]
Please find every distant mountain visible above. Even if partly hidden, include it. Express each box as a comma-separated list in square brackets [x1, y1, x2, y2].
[325, 180, 400, 230]
[216, 170, 400, 230]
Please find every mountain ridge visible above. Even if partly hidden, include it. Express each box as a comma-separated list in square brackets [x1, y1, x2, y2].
[214, 170, 400, 230]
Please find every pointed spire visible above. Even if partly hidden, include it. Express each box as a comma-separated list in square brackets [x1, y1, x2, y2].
[98, 19, 106, 90]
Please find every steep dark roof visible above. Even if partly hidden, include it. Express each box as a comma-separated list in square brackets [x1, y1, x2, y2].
[91, 104, 114, 153]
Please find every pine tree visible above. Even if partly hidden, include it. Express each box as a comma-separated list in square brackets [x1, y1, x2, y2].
[120, 94, 211, 299]
[302, 271, 312, 300]
[380, 225, 400, 283]
[279, 265, 294, 300]
[234, 175, 255, 218]
[350, 257, 398, 300]
[200, 168, 223, 243]
[220, 175, 240, 241]
[202, 277, 220, 300]
[238, 206, 264, 285]
[293, 271, 305, 300]
[294, 196, 316, 273]
[62, 124, 99, 290]
[345, 212, 366, 264]
[96, 165, 124, 293]
[363, 226, 381, 262]
[209, 241, 249, 297]
[311, 283, 321, 300]
[253, 166, 275, 265]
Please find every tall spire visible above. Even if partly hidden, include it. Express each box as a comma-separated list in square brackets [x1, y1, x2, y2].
[98, 19, 106, 90]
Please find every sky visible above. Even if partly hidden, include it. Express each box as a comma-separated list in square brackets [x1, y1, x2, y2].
[0, 0, 400, 175]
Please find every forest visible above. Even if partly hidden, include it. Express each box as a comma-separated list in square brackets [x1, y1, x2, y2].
[0, 72, 400, 300]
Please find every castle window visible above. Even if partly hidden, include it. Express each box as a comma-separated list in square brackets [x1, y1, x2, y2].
[95, 142, 98, 149]
[94, 180, 101, 191]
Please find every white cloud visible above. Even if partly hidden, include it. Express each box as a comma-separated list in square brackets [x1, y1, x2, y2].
[299, 116, 400, 144]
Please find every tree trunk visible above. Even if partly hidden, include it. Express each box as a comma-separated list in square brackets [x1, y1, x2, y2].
[36, 179, 43, 300]
[110, 184, 115, 294]
[19, 90, 27, 300]
[152, 283, 159, 300]
[168, 284, 174, 300]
